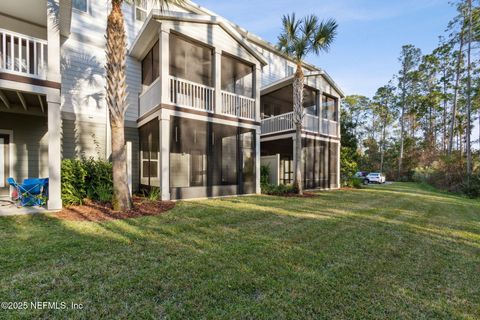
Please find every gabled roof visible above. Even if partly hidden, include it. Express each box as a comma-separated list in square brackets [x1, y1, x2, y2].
[129, 10, 268, 66]
[181, 1, 345, 97]
[261, 72, 345, 98]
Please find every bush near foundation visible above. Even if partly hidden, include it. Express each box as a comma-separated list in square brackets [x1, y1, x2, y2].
[61, 158, 113, 205]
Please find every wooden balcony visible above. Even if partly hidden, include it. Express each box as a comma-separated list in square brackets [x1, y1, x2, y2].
[0, 28, 48, 80]
[169, 76, 215, 113]
[220, 91, 256, 120]
[139, 76, 257, 121]
[261, 112, 339, 137]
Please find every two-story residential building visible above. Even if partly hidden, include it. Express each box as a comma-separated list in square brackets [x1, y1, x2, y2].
[0, 0, 343, 209]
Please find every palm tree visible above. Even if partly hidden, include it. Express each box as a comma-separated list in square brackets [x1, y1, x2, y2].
[106, 0, 183, 211]
[277, 14, 338, 194]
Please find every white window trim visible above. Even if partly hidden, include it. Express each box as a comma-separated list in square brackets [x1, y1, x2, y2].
[72, 0, 89, 14]
[0, 129, 14, 198]
[135, 0, 149, 22]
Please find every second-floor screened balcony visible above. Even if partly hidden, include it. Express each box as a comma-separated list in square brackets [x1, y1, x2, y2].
[260, 85, 339, 137]
[0, 28, 48, 80]
[137, 24, 261, 121]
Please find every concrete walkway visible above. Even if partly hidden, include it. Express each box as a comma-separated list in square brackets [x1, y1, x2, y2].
[0, 199, 49, 216]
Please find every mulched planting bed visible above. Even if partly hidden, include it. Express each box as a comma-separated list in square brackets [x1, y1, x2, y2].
[55, 197, 175, 221]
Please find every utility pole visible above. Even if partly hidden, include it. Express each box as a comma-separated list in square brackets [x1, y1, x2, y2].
[466, 0, 472, 179]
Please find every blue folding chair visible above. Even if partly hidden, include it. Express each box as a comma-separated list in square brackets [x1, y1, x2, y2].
[7, 178, 49, 207]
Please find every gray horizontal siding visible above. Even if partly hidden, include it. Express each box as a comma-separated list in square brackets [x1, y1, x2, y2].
[62, 119, 107, 160]
[0, 112, 48, 182]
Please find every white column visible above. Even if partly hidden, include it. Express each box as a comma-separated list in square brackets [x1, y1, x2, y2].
[337, 141, 341, 188]
[337, 98, 342, 137]
[46, 0, 62, 210]
[159, 25, 170, 105]
[254, 66, 261, 122]
[159, 110, 170, 200]
[292, 136, 296, 175]
[317, 90, 322, 134]
[47, 0, 61, 84]
[47, 94, 62, 210]
[255, 129, 261, 194]
[126, 141, 132, 196]
[214, 49, 222, 114]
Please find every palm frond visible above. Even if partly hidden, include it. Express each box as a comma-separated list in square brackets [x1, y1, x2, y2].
[277, 13, 338, 63]
[312, 18, 338, 54]
[301, 15, 319, 40]
[278, 13, 301, 56]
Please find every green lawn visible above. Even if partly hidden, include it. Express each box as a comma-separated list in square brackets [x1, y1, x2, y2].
[0, 183, 479, 319]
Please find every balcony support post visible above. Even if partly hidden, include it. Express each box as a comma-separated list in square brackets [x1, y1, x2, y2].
[47, 0, 60, 83]
[159, 110, 170, 201]
[47, 92, 62, 210]
[254, 66, 261, 122]
[159, 24, 170, 105]
[255, 129, 261, 194]
[318, 90, 323, 134]
[214, 49, 222, 114]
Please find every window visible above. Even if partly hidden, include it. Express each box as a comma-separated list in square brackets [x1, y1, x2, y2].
[135, 0, 148, 22]
[286, 65, 295, 76]
[221, 54, 254, 98]
[322, 95, 338, 121]
[73, 0, 88, 12]
[169, 34, 213, 86]
[303, 88, 317, 116]
[141, 41, 159, 86]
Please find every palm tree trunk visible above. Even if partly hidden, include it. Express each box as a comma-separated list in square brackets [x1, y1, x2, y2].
[111, 124, 131, 210]
[293, 64, 304, 195]
[106, 0, 132, 211]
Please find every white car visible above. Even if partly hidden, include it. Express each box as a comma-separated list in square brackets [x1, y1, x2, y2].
[365, 172, 386, 184]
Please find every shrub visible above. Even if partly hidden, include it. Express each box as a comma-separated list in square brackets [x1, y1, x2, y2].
[61, 158, 113, 206]
[260, 165, 271, 185]
[261, 183, 298, 196]
[61, 159, 88, 205]
[461, 174, 480, 199]
[84, 159, 113, 202]
[146, 187, 161, 201]
[340, 147, 358, 183]
[343, 177, 363, 189]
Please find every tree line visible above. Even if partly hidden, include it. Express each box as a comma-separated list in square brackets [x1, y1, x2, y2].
[341, 0, 480, 196]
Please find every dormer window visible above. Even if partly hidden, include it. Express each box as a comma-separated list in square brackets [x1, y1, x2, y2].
[135, 0, 148, 22]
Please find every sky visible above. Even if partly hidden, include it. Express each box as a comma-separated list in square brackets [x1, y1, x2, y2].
[195, 0, 457, 98]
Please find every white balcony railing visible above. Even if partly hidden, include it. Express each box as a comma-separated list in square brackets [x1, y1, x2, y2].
[261, 111, 339, 137]
[321, 118, 338, 137]
[261, 112, 294, 135]
[169, 76, 214, 112]
[221, 91, 256, 120]
[0, 28, 48, 80]
[303, 114, 319, 132]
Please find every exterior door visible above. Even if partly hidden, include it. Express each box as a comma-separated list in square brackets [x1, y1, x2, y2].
[0, 135, 9, 196]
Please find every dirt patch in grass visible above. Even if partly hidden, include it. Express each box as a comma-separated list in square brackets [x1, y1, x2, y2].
[55, 197, 175, 222]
